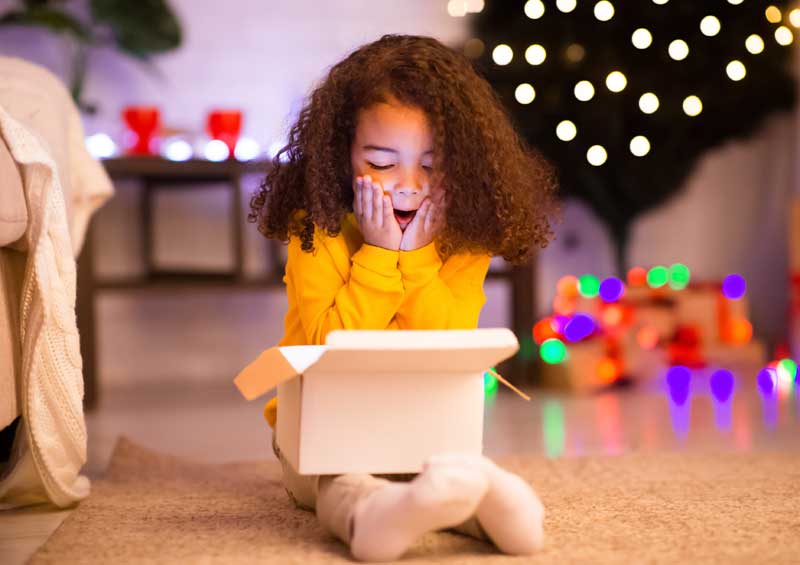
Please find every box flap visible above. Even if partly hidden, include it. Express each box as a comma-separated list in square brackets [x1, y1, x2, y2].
[233, 345, 326, 400]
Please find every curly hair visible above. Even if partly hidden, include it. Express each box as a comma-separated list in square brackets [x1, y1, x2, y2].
[248, 34, 557, 264]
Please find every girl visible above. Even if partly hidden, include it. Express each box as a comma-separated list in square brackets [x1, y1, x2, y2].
[249, 34, 556, 562]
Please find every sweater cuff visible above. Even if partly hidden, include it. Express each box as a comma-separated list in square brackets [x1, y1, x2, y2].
[398, 242, 442, 278]
[352, 244, 399, 275]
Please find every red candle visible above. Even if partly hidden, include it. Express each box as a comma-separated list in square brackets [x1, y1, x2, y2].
[122, 106, 160, 155]
[206, 109, 243, 158]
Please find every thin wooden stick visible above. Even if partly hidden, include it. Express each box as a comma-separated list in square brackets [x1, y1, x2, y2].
[487, 368, 531, 401]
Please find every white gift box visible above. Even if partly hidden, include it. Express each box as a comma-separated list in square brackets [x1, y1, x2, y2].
[234, 329, 519, 475]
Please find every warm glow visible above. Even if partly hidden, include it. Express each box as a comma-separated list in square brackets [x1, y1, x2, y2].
[602, 305, 624, 326]
[775, 26, 794, 46]
[652, 0, 669, 4]
[597, 358, 622, 384]
[606, 71, 627, 92]
[556, 120, 578, 141]
[746, 34, 765, 54]
[587, 145, 608, 166]
[525, 44, 547, 65]
[790, 8, 800, 28]
[525, 0, 545, 19]
[630, 135, 650, 157]
[632, 28, 653, 49]
[447, 0, 467, 17]
[594, 1, 615, 21]
[726, 60, 746, 81]
[533, 319, 558, 344]
[515, 83, 536, 104]
[627, 267, 647, 286]
[492, 44, 513, 65]
[700, 15, 721, 37]
[766, 6, 782, 24]
[574, 80, 595, 101]
[668, 39, 689, 61]
[465, 0, 485, 12]
[557, 275, 580, 298]
[557, 0, 577, 13]
[727, 319, 753, 344]
[566, 43, 586, 63]
[639, 92, 660, 114]
[637, 326, 660, 349]
[683, 95, 703, 116]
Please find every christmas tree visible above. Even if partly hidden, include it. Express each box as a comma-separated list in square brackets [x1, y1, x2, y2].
[458, 0, 796, 273]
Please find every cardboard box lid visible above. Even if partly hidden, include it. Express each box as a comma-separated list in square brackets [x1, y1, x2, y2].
[234, 328, 519, 401]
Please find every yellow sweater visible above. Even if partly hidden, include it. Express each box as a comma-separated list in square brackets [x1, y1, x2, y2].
[264, 213, 491, 428]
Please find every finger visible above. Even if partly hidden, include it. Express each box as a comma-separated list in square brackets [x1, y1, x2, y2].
[363, 176, 373, 222]
[424, 201, 435, 232]
[353, 177, 362, 216]
[372, 181, 383, 226]
[382, 195, 392, 228]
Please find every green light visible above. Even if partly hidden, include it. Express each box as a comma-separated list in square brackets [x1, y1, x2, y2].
[777, 359, 797, 382]
[542, 400, 565, 458]
[669, 263, 691, 290]
[540, 338, 567, 364]
[647, 266, 669, 288]
[484, 369, 499, 394]
[578, 274, 600, 297]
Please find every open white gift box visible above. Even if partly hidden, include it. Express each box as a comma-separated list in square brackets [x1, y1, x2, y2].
[234, 329, 519, 475]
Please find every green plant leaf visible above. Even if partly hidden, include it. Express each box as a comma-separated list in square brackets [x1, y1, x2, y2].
[90, 0, 181, 58]
[0, 7, 91, 41]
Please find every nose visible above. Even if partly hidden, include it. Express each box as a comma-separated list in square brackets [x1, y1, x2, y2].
[393, 167, 423, 197]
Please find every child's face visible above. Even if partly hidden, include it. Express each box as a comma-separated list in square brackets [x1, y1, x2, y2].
[350, 97, 441, 231]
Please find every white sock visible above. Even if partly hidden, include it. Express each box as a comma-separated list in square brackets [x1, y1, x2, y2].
[426, 452, 545, 555]
[349, 460, 489, 562]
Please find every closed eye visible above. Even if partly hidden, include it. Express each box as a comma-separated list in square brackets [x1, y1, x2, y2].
[367, 162, 393, 170]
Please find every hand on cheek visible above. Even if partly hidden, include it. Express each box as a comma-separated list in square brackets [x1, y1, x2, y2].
[399, 197, 443, 251]
[353, 175, 403, 251]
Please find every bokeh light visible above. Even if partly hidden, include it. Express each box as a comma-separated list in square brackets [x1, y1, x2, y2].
[557, 275, 580, 297]
[533, 318, 558, 344]
[630, 135, 651, 157]
[556, 120, 578, 141]
[775, 26, 794, 46]
[776, 359, 798, 383]
[727, 318, 753, 344]
[492, 44, 514, 65]
[666, 365, 691, 406]
[746, 34, 765, 54]
[647, 266, 669, 288]
[602, 304, 625, 327]
[791, 8, 800, 28]
[726, 60, 746, 81]
[575, 80, 595, 101]
[447, 0, 468, 17]
[632, 28, 653, 49]
[668, 263, 691, 290]
[597, 357, 622, 383]
[594, 1, 614, 21]
[765, 6, 782, 24]
[637, 326, 660, 349]
[578, 274, 601, 297]
[639, 92, 660, 114]
[86, 133, 118, 159]
[540, 338, 567, 364]
[627, 267, 648, 286]
[587, 145, 607, 166]
[710, 369, 735, 403]
[683, 95, 703, 117]
[757, 367, 776, 395]
[606, 71, 627, 92]
[700, 16, 721, 37]
[204, 139, 230, 161]
[525, 44, 547, 65]
[515, 83, 536, 104]
[524, 0, 545, 19]
[556, 0, 577, 13]
[564, 313, 596, 342]
[484, 369, 498, 394]
[722, 274, 747, 299]
[599, 277, 625, 302]
[668, 39, 689, 61]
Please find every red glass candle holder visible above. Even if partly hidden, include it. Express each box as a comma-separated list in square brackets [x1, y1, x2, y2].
[122, 106, 161, 155]
[206, 109, 242, 158]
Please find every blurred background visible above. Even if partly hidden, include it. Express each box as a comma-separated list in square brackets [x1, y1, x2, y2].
[1, 0, 799, 465]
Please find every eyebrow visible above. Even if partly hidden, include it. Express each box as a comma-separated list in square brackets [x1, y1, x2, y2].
[363, 144, 433, 155]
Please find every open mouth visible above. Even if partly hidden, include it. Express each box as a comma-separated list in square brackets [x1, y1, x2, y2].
[394, 208, 417, 226]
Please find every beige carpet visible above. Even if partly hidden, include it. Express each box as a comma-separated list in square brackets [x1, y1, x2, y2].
[31, 438, 800, 564]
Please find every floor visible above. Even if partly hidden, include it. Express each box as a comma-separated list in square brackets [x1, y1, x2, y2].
[2, 370, 799, 564]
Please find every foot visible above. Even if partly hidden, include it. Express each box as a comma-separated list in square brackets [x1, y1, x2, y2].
[349, 459, 489, 562]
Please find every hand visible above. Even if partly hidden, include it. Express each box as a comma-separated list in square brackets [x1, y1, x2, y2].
[399, 196, 444, 251]
[353, 175, 402, 251]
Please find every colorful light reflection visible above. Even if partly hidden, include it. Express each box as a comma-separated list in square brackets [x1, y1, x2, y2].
[722, 274, 747, 299]
[599, 277, 625, 302]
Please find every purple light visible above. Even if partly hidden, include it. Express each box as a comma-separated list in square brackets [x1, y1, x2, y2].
[599, 277, 625, 302]
[666, 366, 691, 406]
[564, 313, 596, 342]
[757, 368, 776, 396]
[709, 369, 734, 403]
[722, 274, 747, 300]
[552, 315, 570, 334]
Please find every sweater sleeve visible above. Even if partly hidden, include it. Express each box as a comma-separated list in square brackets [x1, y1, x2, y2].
[395, 242, 490, 330]
[287, 235, 405, 344]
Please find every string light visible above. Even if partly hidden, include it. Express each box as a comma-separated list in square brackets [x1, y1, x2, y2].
[556, 0, 577, 13]
[574, 80, 595, 101]
[639, 93, 660, 114]
[606, 71, 627, 92]
[726, 60, 746, 81]
[630, 135, 650, 157]
[525, 0, 545, 19]
[727, 0, 743, 4]
[683, 95, 703, 116]
[775, 26, 794, 46]
[492, 44, 513, 65]
[668, 40, 689, 61]
[700, 16, 721, 37]
[556, 120, 578, 141]
[594, 1, 614, 22]
[587, 145, 608, 166]
[525, 44, 547, 65]
[790, 9, 800, 28]
[447, 0, 467, 17]
[515, 83, 536, 104]
[652, 0, 668, 4]
[766, 6, 782, 24]
[632, 28, 653, 49]
[746, 34, 765, 54]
